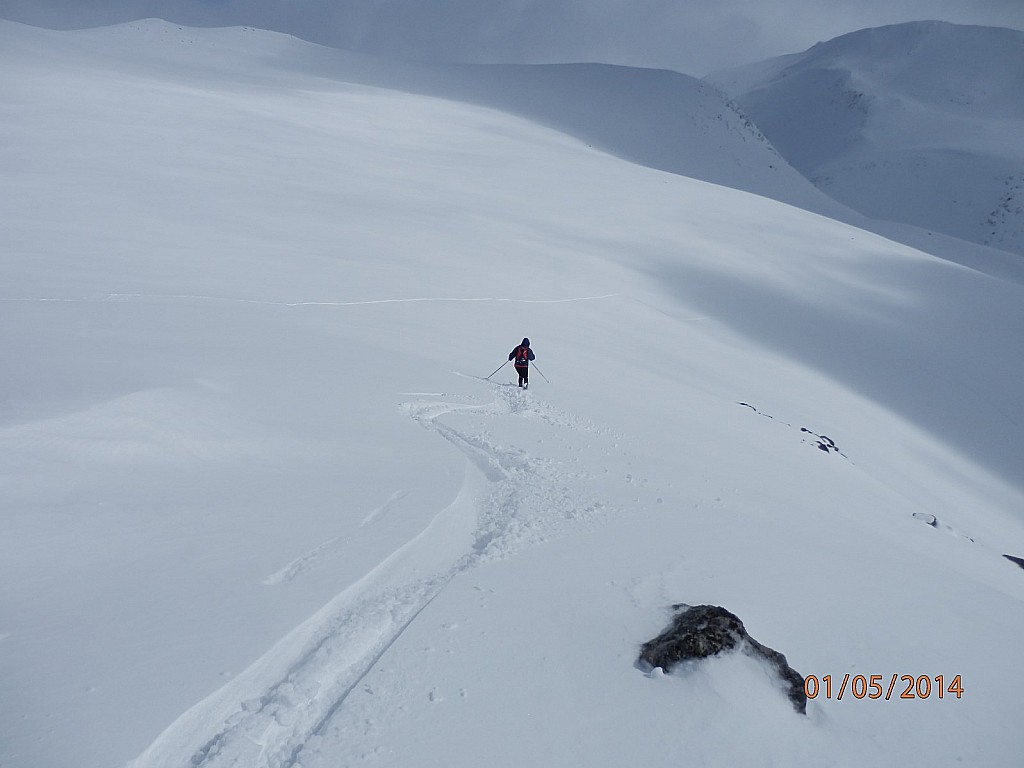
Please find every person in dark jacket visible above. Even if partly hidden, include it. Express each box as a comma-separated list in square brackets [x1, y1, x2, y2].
[508, 337, 535, 388]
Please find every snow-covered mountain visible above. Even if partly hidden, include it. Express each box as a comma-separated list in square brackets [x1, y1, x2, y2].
[3, 0, 1023, 78]
[2, 18, 1024, 768]
[0, 0, 763, 74]
[0, 0, 885, 77]
[710, 21, 1024, 257]
[5, 4, 1022, 278]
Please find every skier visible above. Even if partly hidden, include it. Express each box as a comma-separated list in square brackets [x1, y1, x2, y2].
[508, 337, 535, 388]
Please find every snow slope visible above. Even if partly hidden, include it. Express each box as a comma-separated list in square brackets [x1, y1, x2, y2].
[2, 20, 1024, 768]
[710, 21, 1024, 257]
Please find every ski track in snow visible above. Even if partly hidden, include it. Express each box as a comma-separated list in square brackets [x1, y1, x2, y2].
[0, 293, 617, 307]
[262, 538, 343, 587]
[359, 490, 408, 528]
[403, 386, 609, 560]
[261, 492, 408, 587]
[129, 384, 606, 768]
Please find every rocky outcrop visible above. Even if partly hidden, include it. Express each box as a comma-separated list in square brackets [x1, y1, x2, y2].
[639, 604, 807, 714]
[1004, 554, 1024, 570]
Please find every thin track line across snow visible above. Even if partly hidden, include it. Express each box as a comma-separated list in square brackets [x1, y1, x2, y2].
[0, 293, 617, 306]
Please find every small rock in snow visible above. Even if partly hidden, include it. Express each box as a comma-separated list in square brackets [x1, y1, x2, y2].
[638, 604, 807, 714]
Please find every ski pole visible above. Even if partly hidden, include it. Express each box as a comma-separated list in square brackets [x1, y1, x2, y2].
[532, 363, 550, 383]
[485, 360, 509, 379]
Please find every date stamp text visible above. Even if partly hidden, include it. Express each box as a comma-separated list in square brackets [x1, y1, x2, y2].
[804, 674, 963, 701]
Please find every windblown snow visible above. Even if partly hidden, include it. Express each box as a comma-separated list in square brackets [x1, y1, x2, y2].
[1, 18, 1023, 768]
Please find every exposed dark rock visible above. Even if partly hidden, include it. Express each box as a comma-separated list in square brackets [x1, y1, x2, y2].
[1004, 554, 1024, 570]
[912, 512, 938, 527]
[639, 604, 807, 714]
[737, 404, 848, 458]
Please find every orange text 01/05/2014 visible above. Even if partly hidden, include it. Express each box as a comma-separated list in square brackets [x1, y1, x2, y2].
[803, 674, 964, 701]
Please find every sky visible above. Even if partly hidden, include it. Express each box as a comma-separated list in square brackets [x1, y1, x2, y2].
[0, 0, 1022, 74]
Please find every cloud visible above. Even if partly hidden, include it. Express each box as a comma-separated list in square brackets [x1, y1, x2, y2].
[1, 0, 1021, 74]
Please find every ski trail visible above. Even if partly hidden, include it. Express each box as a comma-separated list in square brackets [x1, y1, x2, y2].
[0, 293, 617, 307]
[130, 387, 605, 768]
[262, 538, 341, 586]
[401, 388, 608, 561]
[129, 472, 482, 768]
[360, 490, 408, 527]
[262, 493, 407, 586]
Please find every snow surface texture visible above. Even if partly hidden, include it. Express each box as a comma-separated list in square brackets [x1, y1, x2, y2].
[711, 21, 1024, 258]
[2, 19, 1024, 768]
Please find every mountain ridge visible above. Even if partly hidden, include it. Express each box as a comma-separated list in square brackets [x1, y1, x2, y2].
[710, 21, 1024, 256]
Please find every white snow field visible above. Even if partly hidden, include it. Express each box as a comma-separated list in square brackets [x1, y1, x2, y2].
[2, 19, 1024, 768]
[711, 21, 1024, 258]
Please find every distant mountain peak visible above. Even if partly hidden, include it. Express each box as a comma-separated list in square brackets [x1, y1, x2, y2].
[711, 21, 1024, 257]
